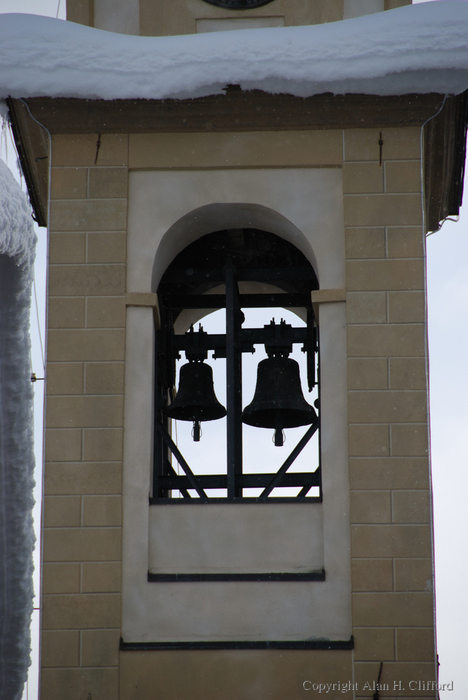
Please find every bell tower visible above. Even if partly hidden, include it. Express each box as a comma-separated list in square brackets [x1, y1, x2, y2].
[6, 0, 467, 697]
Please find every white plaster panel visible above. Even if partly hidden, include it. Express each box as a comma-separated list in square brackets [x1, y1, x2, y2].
[122, 307, 154, 620]
[343, 0, 384, 20]
[319, 302, 352, 632]
[122, 168, 351, 642]
[149, 503, 323, 574]
[94, 0, 140, 34]
[122, 307, 350, 641]
[127, 169, 345, 293]
[124, 580, 351, 642]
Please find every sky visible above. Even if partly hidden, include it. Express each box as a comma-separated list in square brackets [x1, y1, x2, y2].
[0, 0, 467, 698]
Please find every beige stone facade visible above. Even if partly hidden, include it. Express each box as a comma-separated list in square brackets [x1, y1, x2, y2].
[67, 0, 412, 36]
[42, 134, 127, 697]
[39, 123, 437, 698]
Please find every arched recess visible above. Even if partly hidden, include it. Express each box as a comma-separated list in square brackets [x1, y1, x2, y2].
[122, 167, 350, 644]
[127, 166, 345, 297]
[150, 202, 320, 293]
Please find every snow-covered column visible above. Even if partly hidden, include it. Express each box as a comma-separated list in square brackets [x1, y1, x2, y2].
[0, 157, 37, 700]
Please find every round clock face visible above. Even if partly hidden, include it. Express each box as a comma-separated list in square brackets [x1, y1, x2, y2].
[201, 0, 275, 9]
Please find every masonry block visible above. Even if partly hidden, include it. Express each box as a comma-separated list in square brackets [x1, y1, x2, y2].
[49, 233, 86, 263]
[41, 630, 80, 668]
[43, 528, 121, 562]
[52, 134, 128, 167]
[46, 395, 124, 428]
[41, 668, 118, 700]
[348, 359, 388, 390]
[44, 463, 122, 496]
[351, 559, 393, 592]
[353, 627, 395, 661]
[347, 259, 424, 291]
[352, 592, 434, 627]
[82, 562, 122, 593]
[391, 424, 429, 457]
[88, 167, 128, 198]
[388, 291, 425, 323]
[344, 128, 420, 162]
[389, 358, 426, 390]
[343, 162, 384, 194]
[42, 563, 80, 594]
[50, 167, 87, 199]
[42, 594, 121, 629]
[349, 424, 389, 457]
[345, 228, 386, 259]
[394, 559, 433, 592]
[350, 491, 391, 524]
[351, 524, 432, 558]
[82, 495, 122, 526]
[45, 429, 82, 462]
[385, 160, 421, 193]
[392, 491, 430, 524]
[348, 325, 425, 357]
[81, 629, 121, 667]
[46, 363, 84, 395]
[347, 292, 387, 324]
[349, 458, 430, 490]
[396, 628, 434, 661]
[48, 297, 86, 329]
[86, 297, 126, 328]
[44, 495, 81, 527]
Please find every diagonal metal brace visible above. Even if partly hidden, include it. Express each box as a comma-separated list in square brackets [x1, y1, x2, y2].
[260, 418, 319, 498]
[156, 421, 208, 501]
[164, 462, 192, 499]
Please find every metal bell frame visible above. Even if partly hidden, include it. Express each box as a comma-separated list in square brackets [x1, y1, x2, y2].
[153, 238, 321, 503]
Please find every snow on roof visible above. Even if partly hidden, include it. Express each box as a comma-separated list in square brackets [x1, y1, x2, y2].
[1, 1, 468, 102]
[0, 158, 36, 269]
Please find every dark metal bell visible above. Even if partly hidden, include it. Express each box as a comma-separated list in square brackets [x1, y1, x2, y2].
[242, 357, 317, 431]
[165, 361, 227, 423]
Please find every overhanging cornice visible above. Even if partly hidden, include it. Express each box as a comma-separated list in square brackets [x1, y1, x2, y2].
[7, 90, 468, 232]
[18, 91, 447, 134]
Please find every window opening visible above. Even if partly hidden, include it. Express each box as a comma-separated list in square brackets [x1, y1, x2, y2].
[152, 229, 320, 503]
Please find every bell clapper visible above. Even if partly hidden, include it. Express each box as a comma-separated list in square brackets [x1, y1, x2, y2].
[192, 420, 202, 442]
[273, 428, 285, 447]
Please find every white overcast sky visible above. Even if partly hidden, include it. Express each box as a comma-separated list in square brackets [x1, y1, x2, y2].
[0, 1, 467, 698]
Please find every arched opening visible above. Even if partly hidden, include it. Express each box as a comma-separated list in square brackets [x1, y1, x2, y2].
[153, 227, 321, 502]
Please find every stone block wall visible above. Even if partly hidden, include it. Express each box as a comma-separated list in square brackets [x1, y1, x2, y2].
[41, 125, 436, 699]
[344, 127, 435, 697]
[41, 134, 128, 698]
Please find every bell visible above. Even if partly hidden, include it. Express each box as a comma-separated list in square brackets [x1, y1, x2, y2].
[242, 357, 317, 445]
[165, 361, 227, 424]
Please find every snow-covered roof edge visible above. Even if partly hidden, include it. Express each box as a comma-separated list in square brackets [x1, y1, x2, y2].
[1, 2, 468, 102]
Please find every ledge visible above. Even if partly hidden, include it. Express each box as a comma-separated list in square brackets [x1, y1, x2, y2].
[311, 288, 346, 323]
[147, 570, 326, 582]
[126, 292, 158, 307]
[120, 636, 354, 651]
[126, 292, 160, 328]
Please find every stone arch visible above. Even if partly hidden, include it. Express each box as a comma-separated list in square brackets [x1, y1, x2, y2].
[151, 202, 320, 292]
